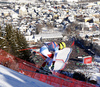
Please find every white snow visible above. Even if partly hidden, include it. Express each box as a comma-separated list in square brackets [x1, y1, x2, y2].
[0, 65, 53, 87]
[94, 55, 100, 62]
[90, 73, 100, 85]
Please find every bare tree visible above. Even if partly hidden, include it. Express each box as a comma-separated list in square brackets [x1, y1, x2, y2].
[36, 24, 43, 34]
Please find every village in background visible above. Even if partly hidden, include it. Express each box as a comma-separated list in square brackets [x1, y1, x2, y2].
[0, 0, 100, 54]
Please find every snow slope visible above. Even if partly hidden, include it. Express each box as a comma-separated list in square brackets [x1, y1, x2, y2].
[0, 65, 53, 87]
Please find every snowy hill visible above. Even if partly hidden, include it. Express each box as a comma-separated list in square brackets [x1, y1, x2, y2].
[0, 65, 53, 87]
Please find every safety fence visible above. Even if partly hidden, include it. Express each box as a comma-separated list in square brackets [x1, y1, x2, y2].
[0, 49, 98, 87]
[17, 60, 97, 87]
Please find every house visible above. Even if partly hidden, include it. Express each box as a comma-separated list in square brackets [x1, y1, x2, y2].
[25, 32, 63, 42]
[19, 5, 27, 16]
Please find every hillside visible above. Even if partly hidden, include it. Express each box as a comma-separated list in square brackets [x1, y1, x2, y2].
[0, 65, 53, 87]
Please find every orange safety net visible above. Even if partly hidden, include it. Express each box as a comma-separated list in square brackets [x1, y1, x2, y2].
[0, 49, 97, 87]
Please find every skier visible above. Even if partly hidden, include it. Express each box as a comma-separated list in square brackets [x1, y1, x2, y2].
[40, 41, 66, 71]
[40, 42, 58, 70]
[50, 41, 66, 71]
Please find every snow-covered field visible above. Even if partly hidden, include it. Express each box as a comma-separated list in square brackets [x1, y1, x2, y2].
[0, 65, 53, 87]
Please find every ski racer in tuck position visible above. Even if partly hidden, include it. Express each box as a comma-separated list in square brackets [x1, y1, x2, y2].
[40, 42, 66, 71]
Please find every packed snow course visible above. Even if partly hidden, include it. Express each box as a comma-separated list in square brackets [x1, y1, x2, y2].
[0, 65, 53, 87]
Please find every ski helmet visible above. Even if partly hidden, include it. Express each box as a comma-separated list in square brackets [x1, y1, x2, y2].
[59, 42, 66, 50]
[47, 42, 58, 52]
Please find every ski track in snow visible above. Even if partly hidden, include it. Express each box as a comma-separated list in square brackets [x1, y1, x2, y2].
[0, 65, 53, 87]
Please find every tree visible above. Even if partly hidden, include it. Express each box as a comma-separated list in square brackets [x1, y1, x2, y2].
[15, 30, 30, 60]
[73, 72, 86, 81]
[63, 22, 81, 37]
[4, 24, 30, 60]
[0, 25, 10, 52]
[0, 26, 2, 36]
[36, 24, 43, 34]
